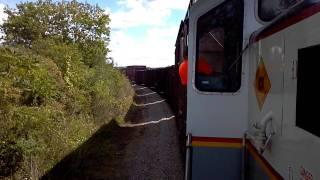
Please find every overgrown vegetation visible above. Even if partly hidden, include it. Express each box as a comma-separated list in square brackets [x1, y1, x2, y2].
[0, 0, 133, 179]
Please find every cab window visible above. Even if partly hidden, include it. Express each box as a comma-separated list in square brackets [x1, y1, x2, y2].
[195, 0, 243, 92]
[258, 0, 301, 22]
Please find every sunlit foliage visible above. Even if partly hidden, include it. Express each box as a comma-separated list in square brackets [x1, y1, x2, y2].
[0, 0, 133, 178]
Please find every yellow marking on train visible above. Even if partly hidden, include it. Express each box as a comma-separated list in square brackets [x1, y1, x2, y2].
[254, 57, 271, 110]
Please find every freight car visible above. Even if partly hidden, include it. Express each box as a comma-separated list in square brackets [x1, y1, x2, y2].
[124, 65, 146, 83]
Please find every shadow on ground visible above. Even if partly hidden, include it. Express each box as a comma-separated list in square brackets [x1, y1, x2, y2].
[42, 104, 142, 180]
[42, 85, 183, 180]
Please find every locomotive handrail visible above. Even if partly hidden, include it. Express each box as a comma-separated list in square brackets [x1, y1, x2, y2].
[250, 111, 275, 154]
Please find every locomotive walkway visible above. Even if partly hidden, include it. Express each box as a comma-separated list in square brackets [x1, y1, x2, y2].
[43, 85, 183, 179]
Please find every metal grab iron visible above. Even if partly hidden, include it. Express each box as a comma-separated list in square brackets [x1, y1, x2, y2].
[250, 112, 275, 154]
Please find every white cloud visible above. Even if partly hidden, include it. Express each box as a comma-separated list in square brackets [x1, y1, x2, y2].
[110, 0, 188, 29]
[0, 3, 7, 42]
[108, 0, 189, 67]
[110, 26, 179, 67]
[0, 3, 7, 25]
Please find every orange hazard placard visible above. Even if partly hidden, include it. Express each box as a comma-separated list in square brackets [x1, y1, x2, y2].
[254, 57, 271, 110]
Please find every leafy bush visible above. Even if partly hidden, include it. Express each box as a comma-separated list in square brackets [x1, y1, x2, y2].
[0, 141, 23, 178]
[0, 0, 133, 178]
[91, 65, 133, 124]
[0, 46, 133, 179]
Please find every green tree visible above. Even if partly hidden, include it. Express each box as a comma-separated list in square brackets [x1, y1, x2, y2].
[0, 1, 134, 178]
[1, 0, 110, 66]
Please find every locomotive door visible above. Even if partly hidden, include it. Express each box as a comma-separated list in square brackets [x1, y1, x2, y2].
[187, 0, 247, 179]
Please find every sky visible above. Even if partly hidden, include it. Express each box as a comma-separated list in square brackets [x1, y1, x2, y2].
[0, 0, 189, 67]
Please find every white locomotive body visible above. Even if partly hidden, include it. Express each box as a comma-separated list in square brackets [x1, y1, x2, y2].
[183, 0, 320, 179]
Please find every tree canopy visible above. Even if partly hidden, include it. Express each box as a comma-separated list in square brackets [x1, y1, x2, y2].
[0, 1, 134, 179]
[1, 0, 110, 67]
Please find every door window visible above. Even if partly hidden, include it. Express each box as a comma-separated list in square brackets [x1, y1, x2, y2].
[195, 0, 243, 92]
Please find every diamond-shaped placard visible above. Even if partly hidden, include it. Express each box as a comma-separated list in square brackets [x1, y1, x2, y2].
[254, 57, 271, 110]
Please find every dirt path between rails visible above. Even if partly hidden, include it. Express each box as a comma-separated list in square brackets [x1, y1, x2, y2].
[43, 85, 184, 180]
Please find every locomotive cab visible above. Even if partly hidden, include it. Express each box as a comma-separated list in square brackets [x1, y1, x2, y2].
[185, 0, 320, 179]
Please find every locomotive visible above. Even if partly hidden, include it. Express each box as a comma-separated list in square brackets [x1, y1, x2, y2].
[127, 0, 320, 179]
